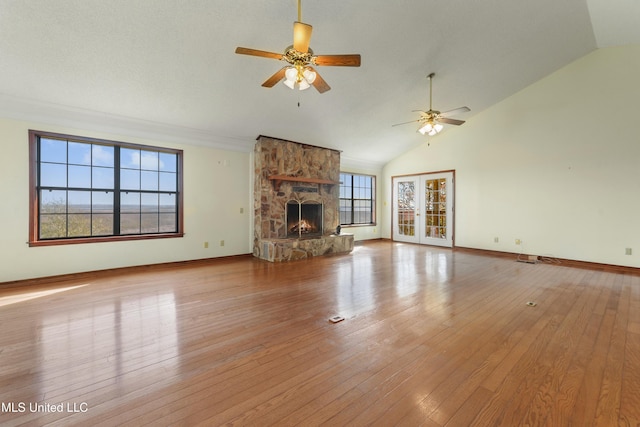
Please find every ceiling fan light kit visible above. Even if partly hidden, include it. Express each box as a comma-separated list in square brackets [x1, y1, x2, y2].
[418, 122, 444, 136]
[234, 0, 360, 94]
[283, 64, 317, 90]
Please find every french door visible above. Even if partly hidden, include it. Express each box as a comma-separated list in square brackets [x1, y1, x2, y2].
[392, 171, 454, 247]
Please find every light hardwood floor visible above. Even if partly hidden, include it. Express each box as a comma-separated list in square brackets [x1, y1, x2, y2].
[1, 240, 639, 426]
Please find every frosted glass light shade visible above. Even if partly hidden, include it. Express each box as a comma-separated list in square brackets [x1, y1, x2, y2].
[303, 69, 316, 84]
[285, 67, 298, 82]
[298, 80, 310, 90]
[418, 123, 433, 135]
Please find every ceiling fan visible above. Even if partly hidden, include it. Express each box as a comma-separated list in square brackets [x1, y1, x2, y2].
[393, 73, 470, 136]
[234, 0, 361, 93]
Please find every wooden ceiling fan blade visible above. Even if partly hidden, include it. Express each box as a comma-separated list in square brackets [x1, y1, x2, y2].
[392, 119, 421, 127]
[440, 106, 471, 117]
[309, 68, 331, 93]
[293, 22, 312, 53]
[313, 54, 361, 67]
[262, 68, 287, 88]
[438, 117, 466, 126]
[235, 47, 284, 60]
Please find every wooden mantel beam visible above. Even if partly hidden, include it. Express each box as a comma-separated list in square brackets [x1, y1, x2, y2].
[268, 174, 340, 191]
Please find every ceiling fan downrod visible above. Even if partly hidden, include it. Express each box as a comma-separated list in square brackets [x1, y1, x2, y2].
[428, 72, 435, 111]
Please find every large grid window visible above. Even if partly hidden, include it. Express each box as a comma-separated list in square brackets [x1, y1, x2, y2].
[339, 172, 375, 226]
[29, 130, 183, 246]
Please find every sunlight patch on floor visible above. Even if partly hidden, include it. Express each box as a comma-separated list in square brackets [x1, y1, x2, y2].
[0, 284, 88, 307]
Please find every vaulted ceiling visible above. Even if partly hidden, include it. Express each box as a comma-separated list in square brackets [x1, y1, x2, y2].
[1, 0, 638, 169]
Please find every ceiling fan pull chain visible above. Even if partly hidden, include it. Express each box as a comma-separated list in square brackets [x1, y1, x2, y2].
[298, 0, 302, 22]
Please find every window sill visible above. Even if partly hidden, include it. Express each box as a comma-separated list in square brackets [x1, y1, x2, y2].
[28, 233, 184, 247]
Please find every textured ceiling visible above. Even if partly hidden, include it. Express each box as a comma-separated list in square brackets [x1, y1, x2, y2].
[0, 0, 638, 169]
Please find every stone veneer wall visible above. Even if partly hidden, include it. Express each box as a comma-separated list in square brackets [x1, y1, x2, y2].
[253, 135, 353, 261]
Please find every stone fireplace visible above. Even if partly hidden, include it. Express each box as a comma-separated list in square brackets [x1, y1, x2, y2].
[253, 136, 354, 262]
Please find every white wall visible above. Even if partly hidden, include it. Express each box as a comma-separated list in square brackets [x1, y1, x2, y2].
[383, 46, 640, 268]
[0, 118, 252, 282]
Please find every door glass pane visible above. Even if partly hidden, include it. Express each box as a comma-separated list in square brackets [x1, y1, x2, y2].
[397, 181, 415, 236]
[425, 178, 447, 239]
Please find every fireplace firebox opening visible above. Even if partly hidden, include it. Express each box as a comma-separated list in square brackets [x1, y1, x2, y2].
[286, 201, 323, 238]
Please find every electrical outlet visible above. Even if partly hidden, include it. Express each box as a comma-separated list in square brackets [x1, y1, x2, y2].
[626, 247, 632, 255]
[494, 237, 499, 243]
[220, 240, 225, 247]
[204, 241, 209, 248]
[240, 207, 244, 214]
[515, 239, 521, 245]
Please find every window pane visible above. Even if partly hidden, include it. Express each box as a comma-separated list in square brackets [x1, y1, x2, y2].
[159, 213, 176, 232]
[92, 145, 114, 167]
[40, 214, 67, 239]
[92, 214, 113, 235]
[121, 148, 140, 169]
[141, 193, 159, 212]
[121, 169, 140, 190]
[159, 152, 177, 172]
[354, 200, 363, 223]
[159, 172, 176, 192]
[121, 192, 140, 213]
[68, 214, 91, 237]
[141, 171, 158, 191]
[40, 190, 67, 213]
[68, 142, 91, 165]
[40, 138, 67, 163]
[92, 191, 113, 213]
[92, 167, 114, 189]
[159, 193, 176, 211]
[121, 213, 141, 234]
[140, 151, 159, 171]
[41, 163, 67, 187]
[68, 165, 91, 188]
[141, 213, 159, 233]
[68, 191, 91, 214]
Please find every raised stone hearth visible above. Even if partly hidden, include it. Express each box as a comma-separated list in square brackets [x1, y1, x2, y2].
[253, 136, 354, 262]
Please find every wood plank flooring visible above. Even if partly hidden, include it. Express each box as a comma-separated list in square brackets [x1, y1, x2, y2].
[0, 240, 639, 426]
